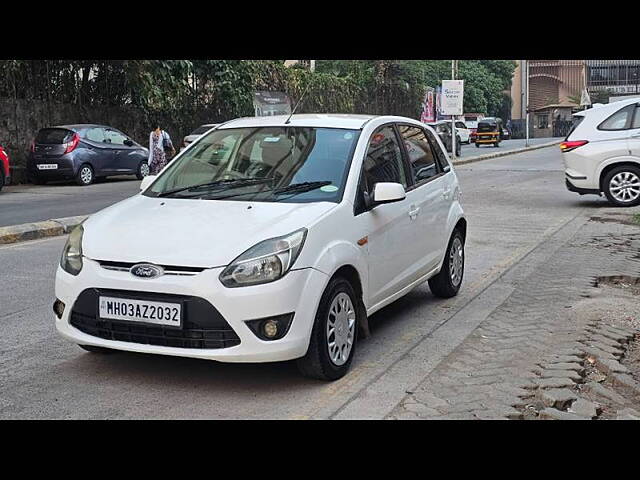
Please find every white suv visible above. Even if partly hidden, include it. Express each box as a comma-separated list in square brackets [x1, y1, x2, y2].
[54, 114, 466, 381]
[562, 97, 640, 206]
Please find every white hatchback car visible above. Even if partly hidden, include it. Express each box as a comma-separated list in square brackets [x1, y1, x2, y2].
[54, 114, 466, 380]
[562, 97, 640, 206]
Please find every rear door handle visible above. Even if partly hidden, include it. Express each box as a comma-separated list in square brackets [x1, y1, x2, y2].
[443, 188, 452, 199]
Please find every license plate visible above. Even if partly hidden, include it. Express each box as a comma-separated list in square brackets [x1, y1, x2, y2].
[98, 296, 182, 327]
[37, 164, 58, 170]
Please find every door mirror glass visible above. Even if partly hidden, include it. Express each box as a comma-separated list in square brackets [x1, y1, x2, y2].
[373, 182, 406, 204]
[140, 174, 156, 191]
[124, 139, 134, 147]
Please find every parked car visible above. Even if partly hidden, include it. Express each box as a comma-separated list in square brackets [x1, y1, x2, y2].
[27, 124, 150, 186]
[427, 121, 462, 156]
[182, 124, 219, 151]
[455, 120, 471, 144]
[54, 114, 466, 381]
[562, 97, 640, 206]
[0, 143, 10, 192]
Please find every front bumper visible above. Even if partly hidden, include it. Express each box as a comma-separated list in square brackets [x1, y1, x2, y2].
[55, 258, 329, 363]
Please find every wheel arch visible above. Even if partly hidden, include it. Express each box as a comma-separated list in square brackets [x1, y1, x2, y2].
[598, 160, 640, 191]
[327, 264, 370, 339]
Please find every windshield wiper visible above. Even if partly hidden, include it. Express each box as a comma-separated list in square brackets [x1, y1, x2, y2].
[272, 181, 333, 196]
[157, 178, 274, 198]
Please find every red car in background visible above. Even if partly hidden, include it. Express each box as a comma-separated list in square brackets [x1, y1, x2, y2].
[0, 143, 10, 192]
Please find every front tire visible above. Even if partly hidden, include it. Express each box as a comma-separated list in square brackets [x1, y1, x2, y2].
[602, 165, 640, 207]
[297, 277, 359, 381]
[429, 229, 465, 298]
[78, 344, 116, 354]
[76, 164, 94, 186]
[0, 171, 4, 192]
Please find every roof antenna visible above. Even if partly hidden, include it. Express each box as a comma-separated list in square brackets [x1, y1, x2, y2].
[285, 82, 311, 124]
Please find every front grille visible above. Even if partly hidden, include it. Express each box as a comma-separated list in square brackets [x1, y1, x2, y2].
[98, 260, 205, 276]
[70, 288, 240, 349]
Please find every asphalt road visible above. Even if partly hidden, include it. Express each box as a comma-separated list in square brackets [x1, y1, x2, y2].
[0, 144, 611, 419]
[0, 138, 555, 228]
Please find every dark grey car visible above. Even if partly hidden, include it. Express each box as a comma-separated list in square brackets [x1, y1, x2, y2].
[27, 124, 149, 186]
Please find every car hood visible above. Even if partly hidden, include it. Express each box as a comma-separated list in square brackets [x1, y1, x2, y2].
[82, 195, 336, 267]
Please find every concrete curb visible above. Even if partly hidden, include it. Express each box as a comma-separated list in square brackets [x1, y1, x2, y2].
[452, 140, 562, 166]
[0, 215, 87, 245]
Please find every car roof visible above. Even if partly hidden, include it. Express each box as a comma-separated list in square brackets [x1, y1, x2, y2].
[48, 124, 114, 131]
[219, 114, 378, 130]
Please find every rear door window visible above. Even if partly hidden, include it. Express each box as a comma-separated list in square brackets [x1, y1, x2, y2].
[83, 127, 106, 143]
[632, 105, 640, 129]
[36, 128, 74, 144]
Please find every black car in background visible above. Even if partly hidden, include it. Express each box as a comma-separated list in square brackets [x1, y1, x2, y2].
[427, 121, 462, 157]
[27, 124, 149, 186]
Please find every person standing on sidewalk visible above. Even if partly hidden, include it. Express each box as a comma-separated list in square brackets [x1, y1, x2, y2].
[148, 123, 175, 175]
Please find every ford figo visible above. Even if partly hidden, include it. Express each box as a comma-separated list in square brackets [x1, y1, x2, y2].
[54, 114, 466, 380]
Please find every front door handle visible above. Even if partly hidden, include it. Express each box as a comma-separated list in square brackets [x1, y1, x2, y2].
[408, 206, 420, 219]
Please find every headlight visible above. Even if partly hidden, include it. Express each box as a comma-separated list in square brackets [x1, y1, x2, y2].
[219, 229, 307, 288]
[60, 225, 84, 275]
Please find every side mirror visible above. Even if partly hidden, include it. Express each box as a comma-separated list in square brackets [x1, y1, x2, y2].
[140, 174, 156, 191]
[124, 139, 134, 147]
[372, 182, 406, 205]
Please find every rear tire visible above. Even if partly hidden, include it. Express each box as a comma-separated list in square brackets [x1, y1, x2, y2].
[296, 277, 359, 381]
[136, 161, 150, 180]
[78, 344, 116, 354]
[475, 142, 480, 148]
[429, 229, 465, 298]
[602, 165, 640, 207]
[76, 164, 94, 186]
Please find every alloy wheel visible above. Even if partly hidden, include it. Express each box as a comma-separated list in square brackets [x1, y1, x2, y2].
[140, 162, 150, 177]
[326, 292, 356, 366]
[80, 166, 93, 185]
[609, 171, 640, 203]
[449, 236, 464, 287]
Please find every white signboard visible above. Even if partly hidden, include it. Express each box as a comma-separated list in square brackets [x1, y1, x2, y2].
[441, 80, 464, 116]
[580, 88, 591, 107]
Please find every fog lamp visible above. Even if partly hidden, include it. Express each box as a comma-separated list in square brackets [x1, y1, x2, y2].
[263, 320, 278, 338]
[245, 313, 294, 341]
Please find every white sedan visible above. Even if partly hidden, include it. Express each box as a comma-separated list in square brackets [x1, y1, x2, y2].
[54, 114, 466, 381]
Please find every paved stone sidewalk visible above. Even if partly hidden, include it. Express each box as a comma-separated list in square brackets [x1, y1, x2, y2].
[388, 212, 640, 420]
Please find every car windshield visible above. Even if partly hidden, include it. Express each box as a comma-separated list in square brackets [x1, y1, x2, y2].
[145, 126, 360, 203]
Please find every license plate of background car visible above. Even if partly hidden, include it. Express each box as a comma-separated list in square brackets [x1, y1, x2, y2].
[98, 296, 182, 327]
[37, 164, 58, 170]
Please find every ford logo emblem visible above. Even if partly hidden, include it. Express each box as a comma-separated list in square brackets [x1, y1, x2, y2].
[130, 263, 164, 279]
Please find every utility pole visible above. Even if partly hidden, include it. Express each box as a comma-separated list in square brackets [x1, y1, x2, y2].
[525, 59, 530, 147]
[451, 60, 457, 160]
